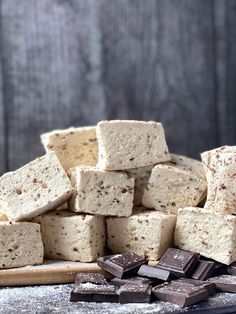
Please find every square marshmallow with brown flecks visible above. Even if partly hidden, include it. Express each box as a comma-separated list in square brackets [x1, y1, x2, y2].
[68, 166, 134, 217]
[201, 145, 236, 215]
[107, 208, 176, 261]
[0, 221, 44, 269]
[175, 207, 236, 265]
[41, 126, 98, 171]
[142, 161, 207, 215]
[0, 152, 73, 221]
[96, 120, 170, 170]
[34, 210, 106, 262]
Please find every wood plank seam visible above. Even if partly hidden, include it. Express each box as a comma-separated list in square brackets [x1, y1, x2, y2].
[211, 0, 220, 149]
[0, 0, 9, 173]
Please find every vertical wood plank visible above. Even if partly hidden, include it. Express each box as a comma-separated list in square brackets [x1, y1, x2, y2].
[213, 0, 227, 146]
[99, 0, 216, 158]
[1, 0, 106, 170]
[214, 0, 236, 146]
[0, 99, 5, 175]
[0, 0, 223, 169]
[0, 42, 6, 175]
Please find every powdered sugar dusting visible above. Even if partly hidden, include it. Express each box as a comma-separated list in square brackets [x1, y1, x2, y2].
[209, 275, 236, 284]
[1, 284, 236, 314]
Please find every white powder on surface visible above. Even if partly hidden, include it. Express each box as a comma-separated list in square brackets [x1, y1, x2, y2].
[0, 284, 236, 314]
[209, 275, 236, 284]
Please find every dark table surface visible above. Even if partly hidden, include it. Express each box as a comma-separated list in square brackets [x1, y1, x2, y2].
[1, 284, 236, 314]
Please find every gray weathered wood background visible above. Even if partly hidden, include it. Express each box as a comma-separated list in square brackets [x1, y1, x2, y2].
[0, 0, 235, 175]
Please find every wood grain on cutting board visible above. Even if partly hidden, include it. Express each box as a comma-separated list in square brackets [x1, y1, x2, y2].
[0, 260, 101, 286]
[0, 259, 157, 286]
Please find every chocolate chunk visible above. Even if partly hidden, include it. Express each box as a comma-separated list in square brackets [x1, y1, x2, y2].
[75, 273, 108, 286]
[174, 278, 216, 295]
[111, 276, 150, 287]
[156, 248, 199, 277]
[208, 275, 236, 293]
[152, 281, 208, 307]
[228, 262, 236, 275]
[97, 252, 147, 278]
[191, 260, 216, 280]
[70, 283, 118, 303]
[118, 283, 151, 304]
[138, 264, 176, 282]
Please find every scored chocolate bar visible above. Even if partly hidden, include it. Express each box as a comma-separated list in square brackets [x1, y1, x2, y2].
[118, 283, 151, 304]
[97, 252, 147, 278]
[152, 281, 208, 307]
[111, 276, 150, 287]
[208, 275, 236, 293]
[156, 248, 199, 277]
[191, 260, 216, 280]
[138, 264, 176, 282]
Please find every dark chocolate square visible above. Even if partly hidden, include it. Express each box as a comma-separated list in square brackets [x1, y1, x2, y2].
[173, 278, 216, 295]
[191, 260, 216, 280]
[97, 252, 147, 278]
[138, 264, 176, 282]
[156, 248, 199, 277]
[152, 281, 208, 307]
[70, 282, 118, 303]
[111, 276, 150, 287]
[118, 283, 151, 304]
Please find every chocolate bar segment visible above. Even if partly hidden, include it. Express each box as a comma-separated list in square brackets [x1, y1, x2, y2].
[208, 275, 236, 293]
[138, 264, 176, 282]
[111, 276, 150, 287]
[97, 252, 147, 278]
[75, 273, 108, 286]
[70, 283, 118, 303]
[156, 248, 199, 277]
[191, 260, 216, 280]
[152, 281, 208, 307]
[118, 283, 151, 304]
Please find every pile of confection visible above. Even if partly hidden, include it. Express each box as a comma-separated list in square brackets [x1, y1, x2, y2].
[70, 250, 236, 307]
[0, 120, 236, 307]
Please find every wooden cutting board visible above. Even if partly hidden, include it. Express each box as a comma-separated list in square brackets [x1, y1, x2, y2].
[0, 259, 156, 286]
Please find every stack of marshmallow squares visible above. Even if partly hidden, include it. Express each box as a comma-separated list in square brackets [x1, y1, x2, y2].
[0, 120, 234, 269]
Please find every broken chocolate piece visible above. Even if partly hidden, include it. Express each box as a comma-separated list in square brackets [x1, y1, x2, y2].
[191, 260, 216, 280]
[138, 264, 176, 282]
[156, 248, 199, 277]
[228, 262, 236, 276]
[70, 282, 118, 303]
[75, 273, 108, 286]
[152, 281, 208, 307]
[174, 278, 216, 295]
[111, 276, 150, 287]
[97, 252, 147, 278]
[208, 275, 236, 293]
[118, 283, 151, 304]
